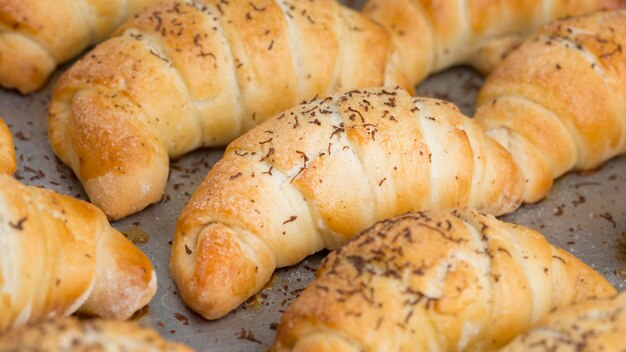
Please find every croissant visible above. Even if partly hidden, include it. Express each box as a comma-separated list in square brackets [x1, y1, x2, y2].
[172, 58, 626, 319]
[171, 86, 526, 319]
[0, 174, 156, 332]
[499, 292, 626, 352]
[47, 0, 412, 220]
[363, 0, 624, 84]
[271, 209, 616, 352]
[0, 317, 194, 351]
[0, 118, 15, 175]
[475, 10, 626, 203]
[0, 0, 163, 94]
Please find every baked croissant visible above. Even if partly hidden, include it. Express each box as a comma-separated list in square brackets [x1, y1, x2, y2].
[0, 317, 194, 351]
[0, 0, 162, 94]
[172, 51, 626, 320]
[271, 209, 616, 352]
[0, 175, 156, 332]
[498, 292, 626, 352]
[0, 118, 15, 175]
[475, 10, 626, 203]
[47, 0, 411, 220]
[363, 0, 624, 84]
[171, 86, 527, 319]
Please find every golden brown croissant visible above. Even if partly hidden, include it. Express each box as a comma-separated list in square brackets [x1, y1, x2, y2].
[363, 0, 624, 84]
[0, 317, 194, 351]
[171, 86, 527, 320]
[476, 10, 626, 203]
[500, 293, 626, 352]
[0, 0, 162, 94]
[498, 292, 626, 352]
[0, 174, 156, 332]
[271, 209, 616, 352]
[47, 0, 411, 220]
[172, 48, 626, 319]
[0, 118, 15, 175]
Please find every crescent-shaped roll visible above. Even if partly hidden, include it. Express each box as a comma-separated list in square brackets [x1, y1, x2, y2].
[475, 10, 626, 203]
[172, 72, 626, 319]
[271, 209, 616, 352]
[498, 292, 626, 352]
[363, 0, 624, 84]
[0, 0, 162, 94]
[0, 317, 194, 351]
[47, 0, 411, 220]
[0, 118, 15, 175]
[171, 86, 526, 320]
[0, 174, 156, 332]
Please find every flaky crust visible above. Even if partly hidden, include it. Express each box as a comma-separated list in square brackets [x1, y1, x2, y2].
[476, 10, 626, 203]
[171, 86, 526, 319]
[363, 0, 624, 84]
[498, 292, 626, 352]
[0, 317, 194, 351]
[0, 0, 160, 93]
[0, 118, 15, 175]
[0, 175, 156, 332]
[47, 0, 411, 220]
[271, 209, 615, 352]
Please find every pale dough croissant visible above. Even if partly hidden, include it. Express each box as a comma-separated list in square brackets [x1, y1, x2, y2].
[498, 292, 626, 352]
[271, 209, 616, 352]
[0, 0, 162, 94]
[0, 317, 194, 351]
[0, 118, 15, 175]
[363, 0, 624, 84]
[47, 0, 411, 220]
[0, 174, 156, 332]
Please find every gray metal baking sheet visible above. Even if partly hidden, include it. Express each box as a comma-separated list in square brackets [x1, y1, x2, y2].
[1, 13, 625, 352]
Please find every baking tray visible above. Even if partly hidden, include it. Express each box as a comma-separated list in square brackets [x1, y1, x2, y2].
[1, 11, 626, 352]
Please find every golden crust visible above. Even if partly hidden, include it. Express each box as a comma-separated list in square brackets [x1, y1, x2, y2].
[0, 0, 161, 93]
[271, 209, 615, 352]
[0, 118, 15, 175]
[0, 175, 156, 331]
[171, 86, 525, 319]
[173, 14, 626, 315]
[363, 0, 624, 84]
[173, 29, 626, 317]
[0, 317, 194, 351]
[476, 10, 626, 202]
[48, 0, 411, 220]
[49, 84, 169, 220]
[499, 292, 626, 351]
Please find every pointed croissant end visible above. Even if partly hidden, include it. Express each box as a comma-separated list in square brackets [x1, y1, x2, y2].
[0, 31, 55, 93]
[171, 222, 276, 319]
[49, 86, 169, 220]
[78, 226, 157, 320]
